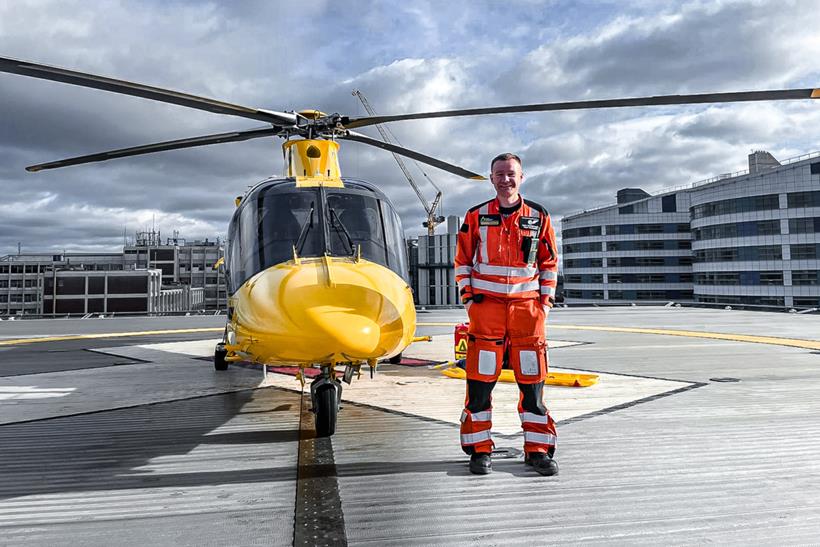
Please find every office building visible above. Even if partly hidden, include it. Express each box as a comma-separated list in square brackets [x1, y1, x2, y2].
[562, 150, 820, 308]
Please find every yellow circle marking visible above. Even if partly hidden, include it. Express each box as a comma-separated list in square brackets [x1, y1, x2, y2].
[0, 327, 224, 347]
[416, 322, 820, 350]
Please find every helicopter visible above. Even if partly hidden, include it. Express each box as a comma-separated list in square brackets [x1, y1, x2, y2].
[1, 55, 816, 436]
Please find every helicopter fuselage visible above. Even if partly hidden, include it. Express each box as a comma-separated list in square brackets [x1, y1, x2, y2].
[221, 159, 416, 369]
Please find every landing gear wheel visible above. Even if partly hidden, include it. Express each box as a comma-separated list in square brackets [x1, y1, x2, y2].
[214, 343, 228, 371]
[314, 385, 338, 437]
[388, 352, 403, 365]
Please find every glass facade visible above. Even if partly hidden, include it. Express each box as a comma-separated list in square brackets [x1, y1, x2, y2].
[788, 217, 820, 234]
[693, 220, 780, 240]
[690, 194, 779, 219]
[694, 272, 783, 285]
[694, 246, 782, 262]
[787, 191, 820, 208]
[563, 226, 602, 239]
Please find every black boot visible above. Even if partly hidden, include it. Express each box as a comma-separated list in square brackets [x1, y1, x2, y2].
[469, 452, 492, 475]
[525, 453, 558, 476]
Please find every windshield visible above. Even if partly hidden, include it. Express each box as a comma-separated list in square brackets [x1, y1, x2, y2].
[227, 186, 321, 292]
[326, 191, 387, 264]
[227, 179, 409, 294]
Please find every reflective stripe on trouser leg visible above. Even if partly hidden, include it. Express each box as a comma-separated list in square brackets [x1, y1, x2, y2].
[518, 380, 557, 456]
[461, 379, 495, 454]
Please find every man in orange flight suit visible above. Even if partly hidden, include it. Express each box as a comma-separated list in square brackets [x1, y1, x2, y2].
[454, 152, 559, 476]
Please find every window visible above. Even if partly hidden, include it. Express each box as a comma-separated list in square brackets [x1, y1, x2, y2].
[108, 276, 149, 294]
[759, 272, 784, 285]
[107, 297, 148, 313]
[636, 257, 666, 266]
[662, 194, 677, 212]
[694, 246, 782, 262]
[787, 191, 820, 208]
[56, 277, 85, 295]
[564, 242, 602, 254]
[791, 244, 819, 260]
[810, 162, 820, 175]
[789, 217, 820, 234]
[694, 220, 781, 240]
[606, 224, 635, 235]
[635, 274, 665, 283]
[691, 194, 779, 219]
[562, 226, 602, 239]
[636, 224, 664, 234]
[792, 270, 819, 286]
[88, 277, 105, 294]
[55, 299, 85, 314]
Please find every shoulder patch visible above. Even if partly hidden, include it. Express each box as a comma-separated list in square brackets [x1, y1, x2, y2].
[524, 199, 549, 217]
[468, 199, 494, 213]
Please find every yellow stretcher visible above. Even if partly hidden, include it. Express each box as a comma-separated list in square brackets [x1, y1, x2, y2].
[441, 365, 598, 387]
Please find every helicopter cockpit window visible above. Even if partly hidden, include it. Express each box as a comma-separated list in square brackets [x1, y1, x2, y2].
[326, 192, 388, 267]
[231, 187, 321, 290]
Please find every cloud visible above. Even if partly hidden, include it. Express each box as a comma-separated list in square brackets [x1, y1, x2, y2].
[0, 0, 818, 255]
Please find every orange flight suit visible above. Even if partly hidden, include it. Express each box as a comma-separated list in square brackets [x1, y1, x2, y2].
[454, 197, 559, 456]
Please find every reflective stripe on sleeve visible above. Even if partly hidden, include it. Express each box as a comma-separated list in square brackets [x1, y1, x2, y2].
[461, 430, 492, 445]
[457, 278, 472, 290]
[540, 285, 556, 297]
[472, 278, 540, 294]
[455, 266, 473, 276]
[475, 263, 537, 277]
[519, 412, 550, 425]
[539, 270, 558, 281]
[523, 431, 557, 445]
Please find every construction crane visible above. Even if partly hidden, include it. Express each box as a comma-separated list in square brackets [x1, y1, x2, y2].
[352, 90, 445, 236]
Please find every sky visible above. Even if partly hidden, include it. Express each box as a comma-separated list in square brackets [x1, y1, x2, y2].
[1, 0, 819, 255]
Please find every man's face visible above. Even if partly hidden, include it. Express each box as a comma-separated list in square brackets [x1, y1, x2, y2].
[490, 158, 524, 201]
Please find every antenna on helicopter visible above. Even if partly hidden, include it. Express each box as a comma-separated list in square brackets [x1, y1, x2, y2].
[352, 90, 445, 236]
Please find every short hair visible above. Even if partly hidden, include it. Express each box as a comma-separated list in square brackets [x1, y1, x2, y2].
[490, 152, 522, 171]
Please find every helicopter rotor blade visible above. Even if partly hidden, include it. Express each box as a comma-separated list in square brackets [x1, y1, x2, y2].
[344, 88, 820, 129]
[340, 131, 486, 180]
[0, 56, 297, 126]
[26, 127, 281, 172]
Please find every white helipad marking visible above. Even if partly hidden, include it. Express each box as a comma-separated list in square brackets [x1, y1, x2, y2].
[118, 335, 687, 436]
[133, 339, 221, 357]
[0, 386, 76, 400]
[260, 365, 684, 435]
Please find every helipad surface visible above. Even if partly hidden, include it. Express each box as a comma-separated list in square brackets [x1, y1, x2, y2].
[1, 307, 819, 545]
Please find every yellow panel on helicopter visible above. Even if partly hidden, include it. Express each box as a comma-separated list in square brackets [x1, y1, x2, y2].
[283, 139, 344, 187]
[228, 256, 415, 366]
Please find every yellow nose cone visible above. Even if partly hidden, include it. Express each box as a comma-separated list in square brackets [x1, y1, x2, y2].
[231, 258, 415, 365]
[308, 309, 382, 358]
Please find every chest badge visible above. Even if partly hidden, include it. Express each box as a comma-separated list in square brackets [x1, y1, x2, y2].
[519, 216, 541, 231]
[478, 214, 501, 227]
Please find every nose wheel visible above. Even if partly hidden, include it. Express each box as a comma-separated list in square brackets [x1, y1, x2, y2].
[214, 343, 228, 371]
[310, 366, 342, 437]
